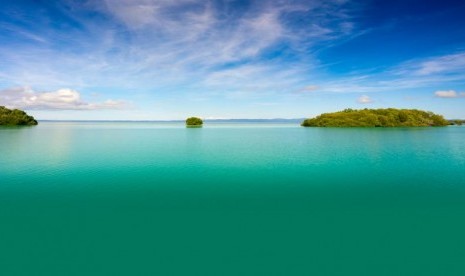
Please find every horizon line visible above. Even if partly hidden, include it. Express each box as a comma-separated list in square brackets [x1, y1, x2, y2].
[38, 118, 306, 122]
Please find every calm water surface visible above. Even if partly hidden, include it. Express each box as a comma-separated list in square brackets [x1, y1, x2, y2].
[1, 122, 465, 275]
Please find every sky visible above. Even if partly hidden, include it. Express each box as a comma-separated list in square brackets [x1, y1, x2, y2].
[0, 0, 464, 120]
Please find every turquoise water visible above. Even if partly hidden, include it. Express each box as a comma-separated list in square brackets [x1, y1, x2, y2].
[1, 122, 465, 275]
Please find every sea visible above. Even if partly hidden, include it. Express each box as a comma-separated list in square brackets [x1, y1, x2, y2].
[1, 121, 465, 275]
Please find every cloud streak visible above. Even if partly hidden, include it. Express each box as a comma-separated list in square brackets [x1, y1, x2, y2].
[304, 51, 465, 94]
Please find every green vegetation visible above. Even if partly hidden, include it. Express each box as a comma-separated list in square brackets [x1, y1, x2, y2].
[0, 106, 38, 126]
[186, 117, 203, 127]
[301, 108, 449, 127]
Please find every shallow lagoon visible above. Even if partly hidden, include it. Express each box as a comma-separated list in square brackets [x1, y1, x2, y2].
[1, 122, 465, 275]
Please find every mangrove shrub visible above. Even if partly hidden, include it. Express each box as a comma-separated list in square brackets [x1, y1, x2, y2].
[186, 117, 203, 127]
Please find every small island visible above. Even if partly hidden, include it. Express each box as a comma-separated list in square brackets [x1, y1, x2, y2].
[301, 108, 449, 127]
[186, 117, 203, 127]
[0, 106, 38, 126]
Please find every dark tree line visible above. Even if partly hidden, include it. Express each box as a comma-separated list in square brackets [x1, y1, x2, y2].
[0, 106, 38, 126]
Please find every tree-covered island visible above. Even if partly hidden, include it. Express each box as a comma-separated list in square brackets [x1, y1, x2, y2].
[301, 108, 449, 127]
[0, 106, 38, 126]
[186, 117, 203, 127]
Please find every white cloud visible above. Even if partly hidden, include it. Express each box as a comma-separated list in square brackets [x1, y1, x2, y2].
[434, 90, 465, 98]
[357, 95, 373, 104]
[0, 87, 128, 110]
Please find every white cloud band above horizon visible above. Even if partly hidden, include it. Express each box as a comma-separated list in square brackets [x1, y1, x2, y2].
[0, 87, 129, 110]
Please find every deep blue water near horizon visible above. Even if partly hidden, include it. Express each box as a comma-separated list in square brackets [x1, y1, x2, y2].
[1, 122, 465, 275]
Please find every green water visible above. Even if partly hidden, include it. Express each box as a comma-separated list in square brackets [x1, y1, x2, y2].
[1, 122, 465, 275]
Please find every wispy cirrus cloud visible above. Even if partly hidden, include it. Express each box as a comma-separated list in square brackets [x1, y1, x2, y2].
[409, 53, 465, 76]
[0, 87, 129, 110]
[0, 0, 357, 94]
[302, 51, 465, 94]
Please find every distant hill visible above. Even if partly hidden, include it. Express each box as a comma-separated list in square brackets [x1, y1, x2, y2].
[301, 108, 449, 127]
[449, 120, 464, 126]
[0, 106, 38, 126]
[204, 118, 304, 123]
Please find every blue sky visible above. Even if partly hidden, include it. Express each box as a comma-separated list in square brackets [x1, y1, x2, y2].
[1, 0, 464, 120]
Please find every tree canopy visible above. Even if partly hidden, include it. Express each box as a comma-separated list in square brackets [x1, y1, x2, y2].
[0, 106, 38, 126]
[186, 117, 203, 127]
[301, 108, 449, 127]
